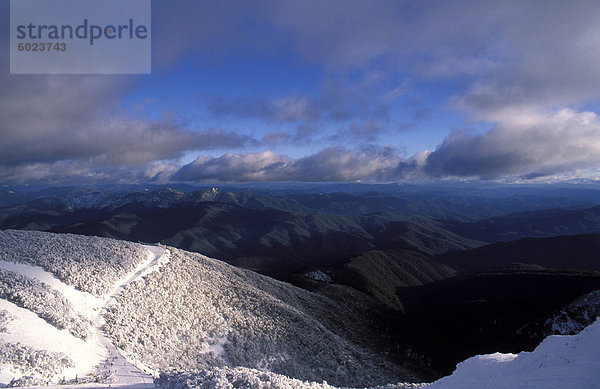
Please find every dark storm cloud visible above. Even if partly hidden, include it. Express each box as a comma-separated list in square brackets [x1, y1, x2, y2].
[0, 159, 181, 185]
[150, 0, 285, 69]
[174, 107, 600, 183]
[0, 3, 258, 184]
[261, 0, 600, 179]
[0, 31, 254, 184]
[264, 0, 600, 112]
[451, 2, 600, 119]
[0, 71, 255, 182]
[154, 0, 600, 115]
[0, 84, 254, 166]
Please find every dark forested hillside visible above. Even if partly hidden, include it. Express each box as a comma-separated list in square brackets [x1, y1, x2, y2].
[436, 234, 600, 275]
[328, 249, 456, 310]
[312, 234, 600, 377]
[393, 268, 600, 375]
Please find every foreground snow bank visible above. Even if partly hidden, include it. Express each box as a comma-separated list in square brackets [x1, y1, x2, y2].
[428, 317, 600, 389]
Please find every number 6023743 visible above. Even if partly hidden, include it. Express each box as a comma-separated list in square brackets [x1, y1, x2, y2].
[17, 42, 67, 52]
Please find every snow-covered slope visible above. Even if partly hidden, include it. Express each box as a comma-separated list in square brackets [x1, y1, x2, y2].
[103, 246, 417, 387]
[0, 298, 102, 386]
[0, 229, 162, 387]
[428, 317, 600, 389]
[543, 290, 600, 335]
[156, 368, 428, 389]
[0, 229, 417, 388]
[0, 229, 149, 295]
[2, 229, 599, 389]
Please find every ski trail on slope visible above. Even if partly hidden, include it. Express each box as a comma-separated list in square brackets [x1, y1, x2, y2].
[93, 245, 170, 388]
[100, 245, 169, 309]
[0, 244, 169, 387]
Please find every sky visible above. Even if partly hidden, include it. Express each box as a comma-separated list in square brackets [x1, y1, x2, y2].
[2, 0, 600, 185]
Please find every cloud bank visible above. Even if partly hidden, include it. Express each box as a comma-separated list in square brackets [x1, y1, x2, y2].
[3, 1, 600, 184]
[174, 147, 404, 183]
[424, 109, 600, 179]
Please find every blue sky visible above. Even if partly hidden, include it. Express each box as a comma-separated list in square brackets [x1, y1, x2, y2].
[2, 0, 600, 184]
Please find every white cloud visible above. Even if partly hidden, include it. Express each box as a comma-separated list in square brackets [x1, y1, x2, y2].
[174, 147, 404, 182]
[0, 159, 182, 185]
[175, 151, 292, 182]
[423, 109, 600, 178]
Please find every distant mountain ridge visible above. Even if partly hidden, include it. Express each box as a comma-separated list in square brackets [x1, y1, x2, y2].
[4, 183, 600, 219]
[4, 185, 600, 279]
[442, 205, 600, 242]
[0, 190, 481, 276]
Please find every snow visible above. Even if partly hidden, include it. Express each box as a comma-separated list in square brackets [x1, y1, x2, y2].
[102, 246, 417, 387]
[0, 260, 102, 321]
[305, 270, 332, 282]
[95, 245, 170, 381]
[0, 245, 168, 323]
[427, 317, 600, 389]
[134, 245, 171, 281]
[102, 245, 169, 309]
[544, 290, 600, 335]
[0, 243, 167, 313]
[0, 240, 168, 387]
[199, 335, 228, 359]
[155, 367, 430, 389]
[0, 299, 104, 385]
[0, 230, 150, 296]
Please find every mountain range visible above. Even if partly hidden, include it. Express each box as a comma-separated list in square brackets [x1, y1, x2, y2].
[2, 184, 600, 278]
[0, 187, 483, 277]
[1, 183, 600, 386]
